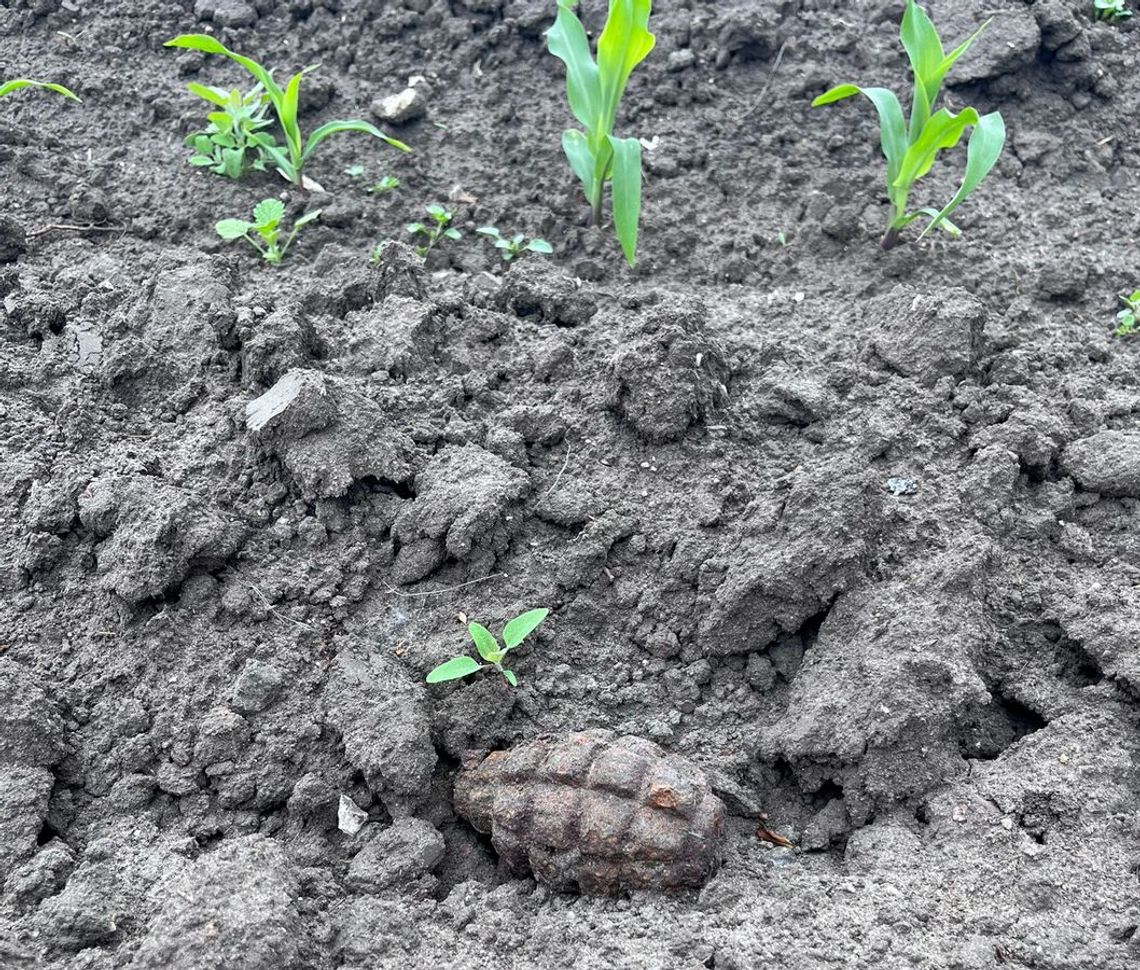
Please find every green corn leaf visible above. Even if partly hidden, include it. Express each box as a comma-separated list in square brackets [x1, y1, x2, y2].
[502, 669, 519, 688]
[561, 129, 598, 199]
[502, 608, 549, 650]
[609, 135, 643, 266]
[469, 623, 501, 663]
[894, 106, 980, 190]
[426, 656, 484, 684]
[250, 134, 294, 182]
[0, 78, 80, 101]
[216, 219, 252, 240]
[253, 197, 285, 228]
[899, 0, 943, 140]
[813, 84, 907, 188]
[164, 34, 282, 101]
[596, 0, 656, 130]
[918, 110, 1005, 240]
[279, 70, 306, 162]
[186, 81, 229, 107]
[545, 0, 603, 133]
[302, 119, 411, 163]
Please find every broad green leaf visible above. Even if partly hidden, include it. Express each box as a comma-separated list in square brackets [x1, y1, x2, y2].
[502, 669, 518, 688]
[426, 655, 483, 683]
[609, 135, 643, 266]
[900, 0, 942, 139]
[918, 110, 1005, 239]
[476, 226, 501, 238]
[302, 119, 410, 162]
[527, 239, 554, 254]
[189, 155, 216, 167]
[0, 78, 80, 101]
[545, 0, 602, 133]
[293, 209, 321, 229]
[406, 222, 425, 234]
[221, 147, 244, 179]
[215, 219, 252, 240]
[469, 622, 501, 662]
[596, 0, 655, 131]
[253, 197, 285, 228]
[164, 34, 282, 101]
[502, 608, 549, 650]
[186, 81, 229, 107]
[562, 129, 598, 200]
[813, 84, 907, 188]
[894, 106, 980, 189]
[444, 228, 461, 240]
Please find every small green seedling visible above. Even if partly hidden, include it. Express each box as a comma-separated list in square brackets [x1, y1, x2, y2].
[546, 0, 655, 266]
[476, 226, 554, 263]
[165, 34, 410, 190]
[1094, 0, 1132, 21]
[1115, 290, 1140, 336]
[345, 163, 366, 178]
[368, 175, 400, 195]
[185, 84, 274, 180]
[812, 0, 1006, 250]
[407, 204, 461, 257]
[0, 78, 79, 101]
[216, 198, 320, 265]
[427, 608, 549, 687]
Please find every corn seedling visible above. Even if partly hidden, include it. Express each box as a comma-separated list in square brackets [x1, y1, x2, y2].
[368, 175, 400, 195]
[477, 226, 554, 263]
[1115, 290, 1140, 337]
[165, 34, 410, 190]
[546, 0, 655, 266]
[1094, 0, 1132, 20]
[216, 198, 320, 265]
[0, 79, 79, 101]
[407, 204, 460, 257]
[185, 84, 274, 180]
[427, 608, 549, 688]
[812, 0, 1006, 250]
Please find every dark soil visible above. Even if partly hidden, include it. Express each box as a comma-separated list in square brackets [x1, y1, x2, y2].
[3, 0, 1140, 967]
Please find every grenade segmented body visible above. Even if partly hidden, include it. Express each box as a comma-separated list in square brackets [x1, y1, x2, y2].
[454, 729, 726, 894]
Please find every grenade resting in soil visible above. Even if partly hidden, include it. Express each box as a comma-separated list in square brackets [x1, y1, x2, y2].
[454, 729, 726, 894]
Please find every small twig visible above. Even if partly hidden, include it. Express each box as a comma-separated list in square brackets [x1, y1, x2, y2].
[248, 583, 315, 630]
[540, 443, 572, 498]
[385, 573, 506, 599]
[27, 223, 124, 238]
[739, 40, 790, 124]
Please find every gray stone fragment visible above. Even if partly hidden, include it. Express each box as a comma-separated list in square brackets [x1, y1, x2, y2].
[346, 817, 445, 892]
[230, 661, 284, 714]
[371, 86, 427, 124]
[1061, 431, 1140, 498]
[245, 369, 336, 439]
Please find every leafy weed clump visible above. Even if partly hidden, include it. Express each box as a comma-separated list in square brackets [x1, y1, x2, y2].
[216, 198, 320, 264]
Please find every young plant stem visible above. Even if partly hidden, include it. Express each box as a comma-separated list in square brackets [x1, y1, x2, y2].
[881, 225, 902, 250]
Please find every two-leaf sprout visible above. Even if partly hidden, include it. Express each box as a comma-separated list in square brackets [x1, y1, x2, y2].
[427, 608, 549, 688]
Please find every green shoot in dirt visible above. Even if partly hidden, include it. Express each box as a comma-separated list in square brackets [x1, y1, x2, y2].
[165, 34, 410, 190]
[476, 226, 554, 263]
[812, 0, 1006, 250]
[1114, 290, 1140, 336]
[368, 175, 400, 195]
[216, 198, 320, 265]
[1094, 0, 1132, 21]
[427, 608, 549, 688]
[0, 79, 79, 102]
[407, 204, 460, 257]
[185, 84, 274, 180]
[546, 0, 655, 266]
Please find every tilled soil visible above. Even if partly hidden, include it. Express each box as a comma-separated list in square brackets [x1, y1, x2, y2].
[2, 1, 1140, 967]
